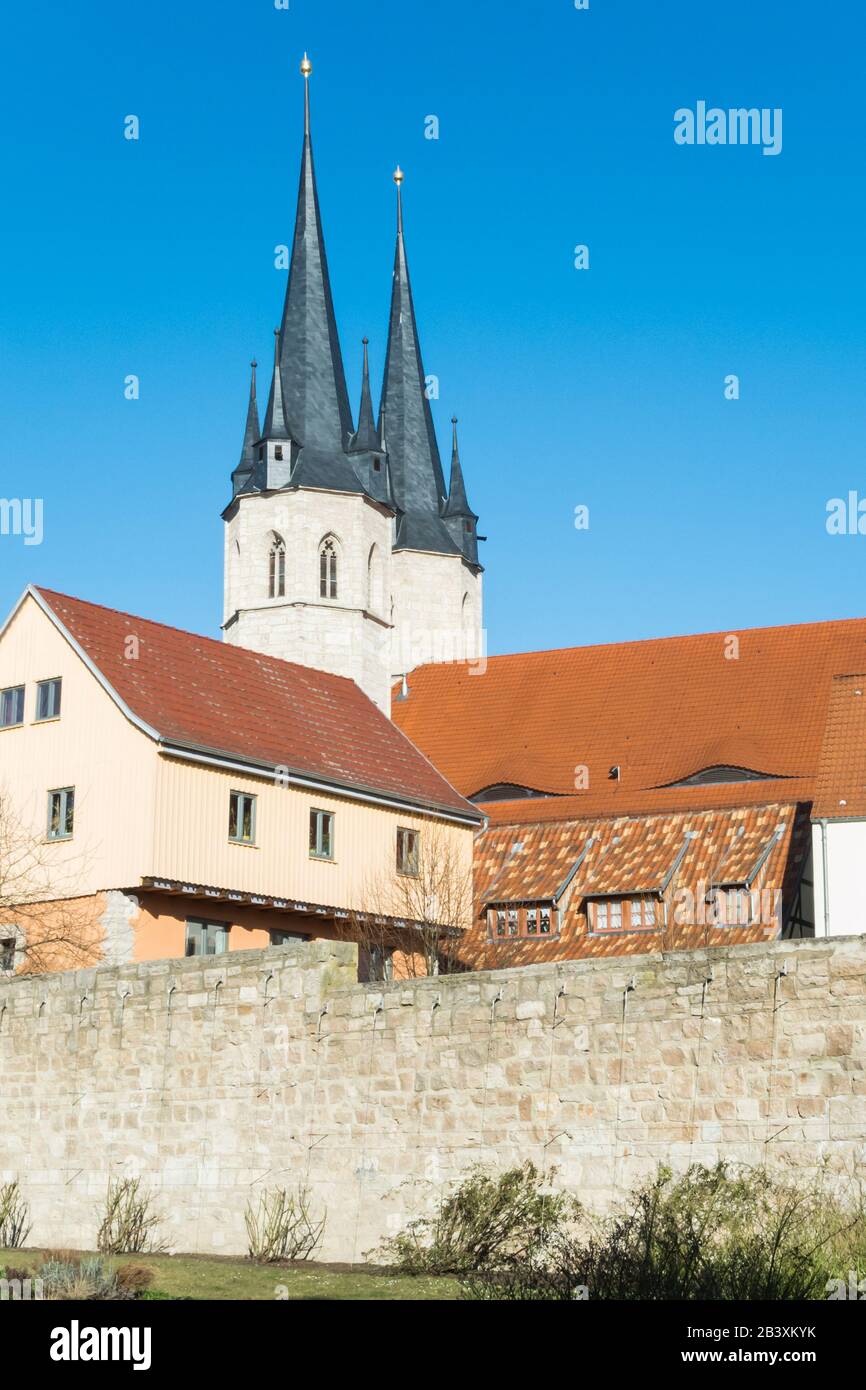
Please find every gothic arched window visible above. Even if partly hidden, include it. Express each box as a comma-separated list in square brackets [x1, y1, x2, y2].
[367, 544, 382, 613]
[319, 536, 338, 600]
[269, 534, 286, 599]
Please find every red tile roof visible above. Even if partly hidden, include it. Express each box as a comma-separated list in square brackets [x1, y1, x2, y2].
[814, 675, 866, 819]
[465, 802, 810, 968]
[32, 588, 480, 822]
[392, 617, 866, 817]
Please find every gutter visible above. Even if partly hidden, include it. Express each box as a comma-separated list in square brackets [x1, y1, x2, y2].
[819, 817, 831, 938]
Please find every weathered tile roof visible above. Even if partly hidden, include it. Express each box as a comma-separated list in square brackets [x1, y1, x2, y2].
[32, 588, 480, 822]
[814, 675, 866, 818]
[392, 617, 866, 816]
[466, 802, 811, 968]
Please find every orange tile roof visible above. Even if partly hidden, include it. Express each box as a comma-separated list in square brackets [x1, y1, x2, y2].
[464, 802, 810, 969]
[31, 588, 480, 822]
[814, 675, 866, 818]
[392, 617, 866, 816]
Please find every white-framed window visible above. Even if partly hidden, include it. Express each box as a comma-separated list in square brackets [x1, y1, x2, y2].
[36, 678, 62, 722]
[396, 827, 419, 876]
[487, 903, 560, 940]
[185, 920, 229, 957]
[722, 887, 752, 926]
[591, 897, 657, 932]
[269, 534, 286, 598]
[47, 787, 74, 840]
[319, 537, 338, 600]
[229, 790, 256, 844]
[309, 808, 334, 859]
[0, 685, 24, 728]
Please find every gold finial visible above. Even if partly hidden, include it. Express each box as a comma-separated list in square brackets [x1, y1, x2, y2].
[300, 52, 312, 77]
[393, 165, 404, 186]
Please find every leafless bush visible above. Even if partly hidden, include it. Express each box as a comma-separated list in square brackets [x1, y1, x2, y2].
[245, 1185, 325, 1263]
[0, 1179, 31, 1248]
[97, 1177, 165, 1255]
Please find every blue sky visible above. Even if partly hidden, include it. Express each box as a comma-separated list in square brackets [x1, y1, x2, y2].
[1, 0, 864, 655]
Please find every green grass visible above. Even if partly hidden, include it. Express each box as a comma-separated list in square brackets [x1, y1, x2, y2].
[0, 1248, 458, 1301]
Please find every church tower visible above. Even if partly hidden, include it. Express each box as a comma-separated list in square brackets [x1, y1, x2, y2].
[381, 167, 483, 678]
[222, 57, 483, 714]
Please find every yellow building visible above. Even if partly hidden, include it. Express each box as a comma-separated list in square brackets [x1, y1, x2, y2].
[0, 586, 481, 975]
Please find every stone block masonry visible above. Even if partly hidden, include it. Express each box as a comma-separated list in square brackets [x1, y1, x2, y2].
[1, 936, 865, 1263]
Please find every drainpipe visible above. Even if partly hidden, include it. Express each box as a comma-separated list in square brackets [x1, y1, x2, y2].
[819, 818, 831, 938]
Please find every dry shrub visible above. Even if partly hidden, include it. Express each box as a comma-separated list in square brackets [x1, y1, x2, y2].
[97, 1178, 165, 1255]
[245, 1185, 325, 1262]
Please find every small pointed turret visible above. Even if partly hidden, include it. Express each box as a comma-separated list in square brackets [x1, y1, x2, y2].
[231, 359, 260, 496]
[348, 338, 380, 453]
[262, 328, 291, 440]
[442, 416, 479, 563]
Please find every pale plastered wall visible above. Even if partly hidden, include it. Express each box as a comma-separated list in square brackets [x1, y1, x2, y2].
[0, 595, 157, 901]
[811, 820, 866, 937]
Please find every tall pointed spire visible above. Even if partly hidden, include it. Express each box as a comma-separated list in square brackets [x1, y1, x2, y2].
[379, 166, 457, 555]
[231, 359, 260, 495]
[262, 328, 291, 439]
[277, 54, 354, 455]
[442, 415, 479, 563]
[348, 338, 380, 453]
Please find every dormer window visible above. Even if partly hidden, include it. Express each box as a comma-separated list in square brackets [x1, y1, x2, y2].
[275, 445, 284, 461]
[373, 459, 381, 472]
[488, 903, 558, 939]
[589, 896, 657, 933]
[258, 446, 264, 461]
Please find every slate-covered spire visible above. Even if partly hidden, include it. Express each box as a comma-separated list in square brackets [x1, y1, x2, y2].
[277, 54, 354, 455]
[442, 416, 479, 564]
[231, 359, 260, 495]
[379, 167, 457, 555]
[348, 338, 380, 453]
[262, 328, 291, 440]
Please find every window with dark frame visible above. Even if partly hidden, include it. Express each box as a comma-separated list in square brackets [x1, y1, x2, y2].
[228, 790, 256, 844]
[270, 930, 307, 947]
[36, 678, 61, 722]
[309, 808, 334, 859]
[0, 685, 25, 728]
[720, 887, 751, 926]
[185, 920, 229, 956]
[396, 827, 419, 875]
[0, 937, 16, 972]
[47, 787, 74, 840]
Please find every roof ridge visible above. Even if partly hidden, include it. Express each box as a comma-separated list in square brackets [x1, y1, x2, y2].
[405, 612, 866, 674]
[482, 798, 803, 833]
